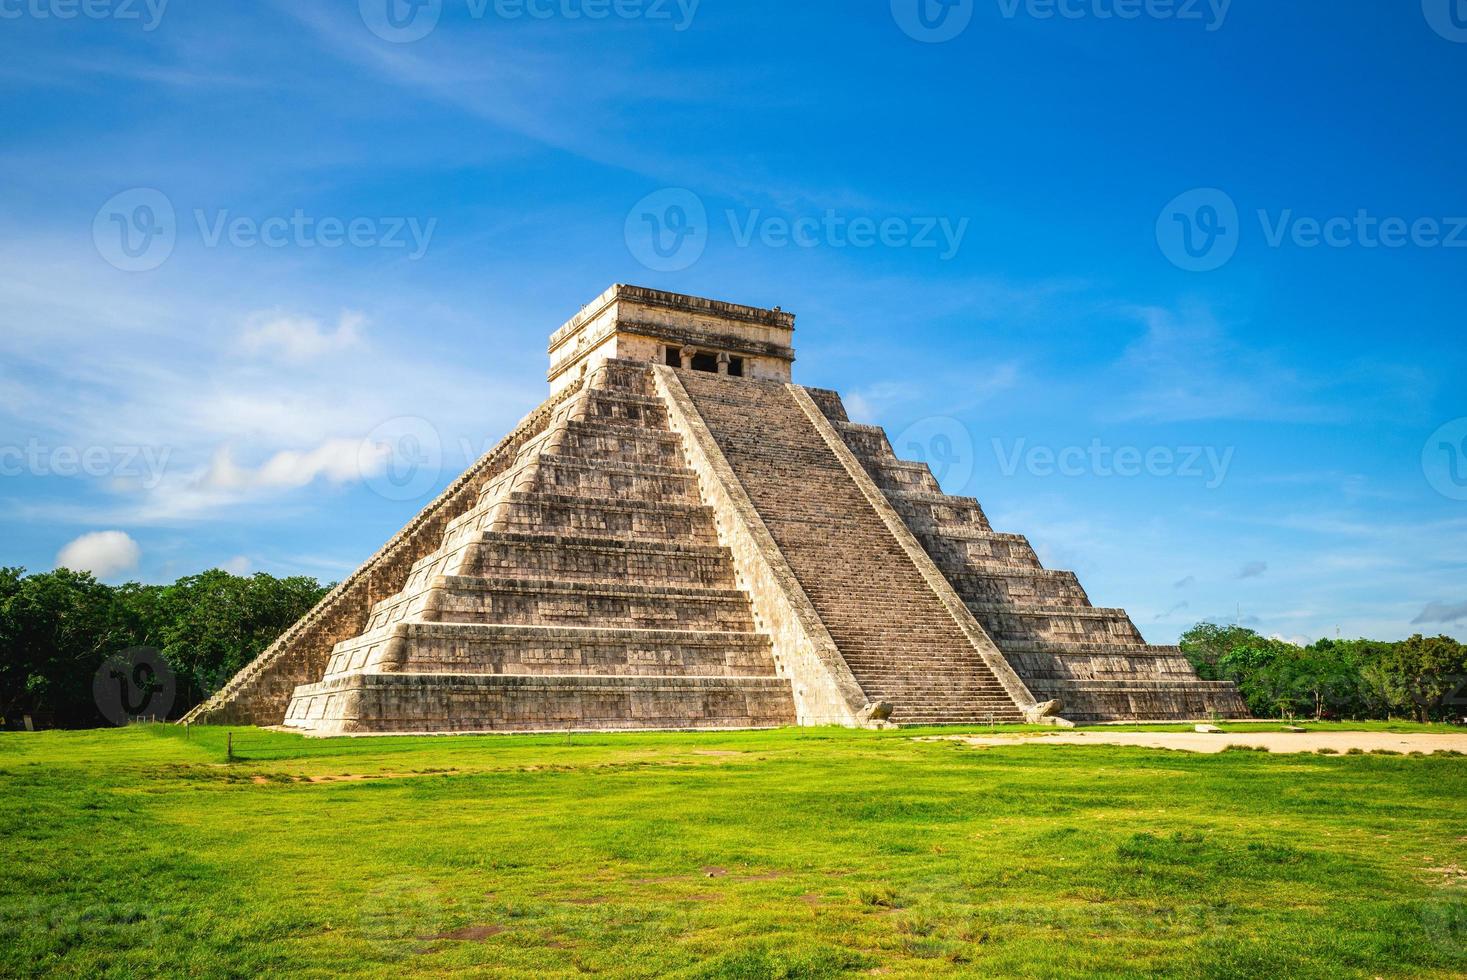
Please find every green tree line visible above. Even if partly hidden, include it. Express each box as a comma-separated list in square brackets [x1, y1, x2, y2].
[1182, 623, 1467, 723]
[1, 567, 329, 728]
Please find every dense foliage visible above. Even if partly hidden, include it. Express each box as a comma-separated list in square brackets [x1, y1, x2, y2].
[0, 567, 329, 728]
[1181, 622, 1467, 722]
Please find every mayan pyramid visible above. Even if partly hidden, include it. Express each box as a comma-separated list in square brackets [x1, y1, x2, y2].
[185, 285, 1246, 733]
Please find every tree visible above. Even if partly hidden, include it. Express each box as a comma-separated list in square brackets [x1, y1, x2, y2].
[0, 568, 134, 726]
[1, 567, 328, 728]
[1180, 622, 1264, 680]
[1381, 634, 1467, 723]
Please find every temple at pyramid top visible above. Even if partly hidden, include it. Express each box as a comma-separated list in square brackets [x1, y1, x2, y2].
[186, 283, 1246, 734]
[548, 284, 797, 392]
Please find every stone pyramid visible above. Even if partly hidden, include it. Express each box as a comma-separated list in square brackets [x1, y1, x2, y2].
[185, 286, 1246, 733]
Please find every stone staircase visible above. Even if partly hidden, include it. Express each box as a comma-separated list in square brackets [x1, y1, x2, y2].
[678, 373, 1027, 726]
[821, 408, 1247, 722]
[283, 360, 796, 734]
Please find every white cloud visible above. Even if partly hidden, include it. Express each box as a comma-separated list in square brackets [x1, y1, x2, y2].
[201, 439, 372, 492]
[221, 555, 252, 575]
[239, 309, 363, 364]
[1237, 561, 1269, 580]
[56, 530, 140, 579]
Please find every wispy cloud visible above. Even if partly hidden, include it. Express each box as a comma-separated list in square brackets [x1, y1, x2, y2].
[238, 309, 363, 364]
[1108, 304, 1332, 424]
[1413, 599, 1467, 625]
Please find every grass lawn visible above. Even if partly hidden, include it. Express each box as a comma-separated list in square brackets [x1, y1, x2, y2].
[3, 723, 1465, 978]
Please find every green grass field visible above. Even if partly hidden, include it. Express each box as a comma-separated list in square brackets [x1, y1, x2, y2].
[3, 724, 1465, 978]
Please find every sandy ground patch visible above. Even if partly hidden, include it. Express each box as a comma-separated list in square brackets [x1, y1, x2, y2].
[920, 731, 1467, 755]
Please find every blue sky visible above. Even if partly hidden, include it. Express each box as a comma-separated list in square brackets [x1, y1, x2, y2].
[1, 0, 1464, 644]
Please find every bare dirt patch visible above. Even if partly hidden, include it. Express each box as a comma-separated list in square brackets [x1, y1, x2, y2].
[921, 731, 1467, 755]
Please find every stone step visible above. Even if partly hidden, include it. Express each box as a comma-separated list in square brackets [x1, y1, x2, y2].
[445, 492, 719, 546]
[586, 359, 655, 394]
[833, 422, 891, 459]
[362, 570, 753, 631]
[866, 459, 942, 494]
[462, 532, 738, 589]
[916, 529, 1043, 571]
[326, 622, 777, 678]
[531, 454, 699, 502]
[948, 568, 1091, 605]
[1026, 678, 1249, 723]
[427, 576, 757, 632]
[998, 639, 1181, 656]
[887, 490, 993, 532]
[550, 420, 687, 467]
[965, 602, 1144, 645]
[285, 672, 797, 734]
[576, 389, 669, 428]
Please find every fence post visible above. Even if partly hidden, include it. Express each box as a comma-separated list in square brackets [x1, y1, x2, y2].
[227, 731, 233, 763]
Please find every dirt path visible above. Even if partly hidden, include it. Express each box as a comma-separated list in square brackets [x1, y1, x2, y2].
[921, 731, 1467, 755]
